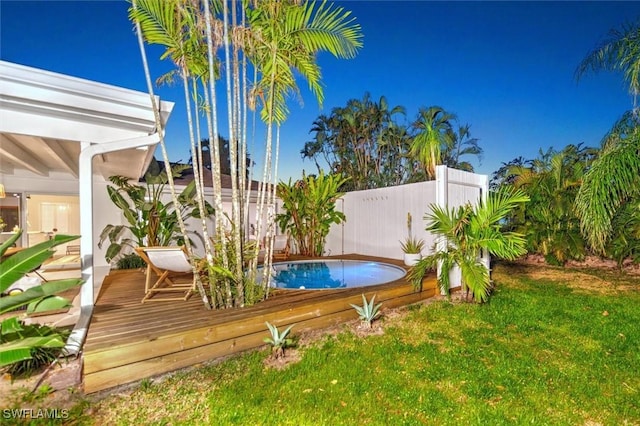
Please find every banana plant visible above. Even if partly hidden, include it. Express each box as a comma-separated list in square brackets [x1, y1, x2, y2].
[350, 294, 383, 329]
[276, 171, 349, 257]
[0, 231, 83, 368]
[99, 166, 214, 264]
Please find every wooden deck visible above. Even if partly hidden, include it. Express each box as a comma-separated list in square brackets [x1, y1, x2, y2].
[82, 255, 437, 394]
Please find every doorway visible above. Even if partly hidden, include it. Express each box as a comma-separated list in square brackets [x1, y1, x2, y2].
[26, 193, 80, 254]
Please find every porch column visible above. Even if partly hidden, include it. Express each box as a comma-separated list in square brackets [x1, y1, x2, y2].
[67, 135, 161, 355]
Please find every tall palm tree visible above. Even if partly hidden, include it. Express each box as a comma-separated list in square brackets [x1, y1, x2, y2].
[410, 106, 456, 180]
[302, 92, 408, 190]
[244, 0, 362, 287]
[575, 19, 640, 252]
[131, 0, 362, 306]
[130, 0, 212, 308]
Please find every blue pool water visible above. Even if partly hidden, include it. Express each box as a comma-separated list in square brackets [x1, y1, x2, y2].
[258, 260, 406, 290]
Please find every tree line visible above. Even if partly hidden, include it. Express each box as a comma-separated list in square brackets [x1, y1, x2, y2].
[493, 19, 640, 266]
[300, 93, 483, 191]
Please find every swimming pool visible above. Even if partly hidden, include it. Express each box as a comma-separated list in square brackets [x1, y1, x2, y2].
[258, 260, 407, 290]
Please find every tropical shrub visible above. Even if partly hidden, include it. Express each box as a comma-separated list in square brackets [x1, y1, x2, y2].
[199, 227, 265, 308]
[498, 145, 595, 265]
[0, 231, 83, 370]
[276, 171, 349, 257]
[5, 325, 71, 378]
[604, 199, 640, 266]
[115, 253, 146, 270]
[408, 187, 529, 302]
[99, 160, 213, 264]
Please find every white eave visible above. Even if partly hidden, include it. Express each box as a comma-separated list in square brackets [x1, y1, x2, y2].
[0, 60, 174, 179]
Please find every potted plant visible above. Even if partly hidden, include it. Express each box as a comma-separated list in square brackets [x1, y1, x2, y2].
[400, 213, 424, 266]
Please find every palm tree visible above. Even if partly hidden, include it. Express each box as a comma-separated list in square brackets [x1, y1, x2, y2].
[241, 0, 362, 289]
[575, 19, 640, 252]
[131, 0, 362, 306]
[130, 0, 213, 308]
[442, 124, 483, 172]
[575, 112, 640, 252]
[302, 93, 408, 190]
[410, 106, 456, 180]
[408, 187, 529, 303]
[576, 19, 640, 110]
[509, 145, 595, 265]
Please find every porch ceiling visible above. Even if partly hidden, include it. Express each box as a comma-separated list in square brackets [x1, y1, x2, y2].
[0, 131, 153, 180]
[0, 60, 173, 181]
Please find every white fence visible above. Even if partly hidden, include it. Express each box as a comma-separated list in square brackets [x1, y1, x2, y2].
[324, 166, 489, 287]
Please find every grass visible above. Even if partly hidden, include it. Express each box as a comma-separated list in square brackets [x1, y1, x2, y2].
[32, 263, 640, 424]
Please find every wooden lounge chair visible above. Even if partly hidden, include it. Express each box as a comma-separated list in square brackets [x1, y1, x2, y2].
[135, 246, 195, 303]
[272, 234, 290, 261]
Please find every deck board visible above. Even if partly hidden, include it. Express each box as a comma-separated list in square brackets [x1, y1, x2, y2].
[82, 254, 437, 393]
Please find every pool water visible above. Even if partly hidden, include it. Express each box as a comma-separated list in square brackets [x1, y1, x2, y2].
[258, 260, 406, 290]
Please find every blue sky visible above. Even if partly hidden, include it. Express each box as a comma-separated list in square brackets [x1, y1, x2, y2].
[2, 1, 639, 181]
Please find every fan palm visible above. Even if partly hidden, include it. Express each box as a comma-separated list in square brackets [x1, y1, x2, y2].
[408, 187, 529, 302]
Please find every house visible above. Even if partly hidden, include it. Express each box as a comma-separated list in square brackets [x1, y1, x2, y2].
[0, 60, 174, 352]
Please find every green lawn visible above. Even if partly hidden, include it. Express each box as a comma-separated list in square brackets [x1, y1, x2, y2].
[46, 263, 640, 424]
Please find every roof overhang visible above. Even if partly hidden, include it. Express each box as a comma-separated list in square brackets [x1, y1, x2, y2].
[0, 60, 174, 179]
[0, 60, 176, 356]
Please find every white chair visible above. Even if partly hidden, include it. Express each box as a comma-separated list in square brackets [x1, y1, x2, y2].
[135, 246, 195, 303]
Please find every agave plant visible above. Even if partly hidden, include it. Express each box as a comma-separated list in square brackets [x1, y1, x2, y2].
[350, 294, 383, 329]
[0, 231, 83, 369]
[400, 236, 425, 254]
[263, 321, 295, 359]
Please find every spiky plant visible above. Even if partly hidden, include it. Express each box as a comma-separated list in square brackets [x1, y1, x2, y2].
[263, 322, 294, 359]
[350, 294, 383, 329]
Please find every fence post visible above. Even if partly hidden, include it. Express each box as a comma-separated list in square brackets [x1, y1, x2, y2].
[435, 166, 449, 291]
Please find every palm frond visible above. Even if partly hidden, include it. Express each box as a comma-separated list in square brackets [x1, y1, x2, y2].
[575, 127, 640, 252]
